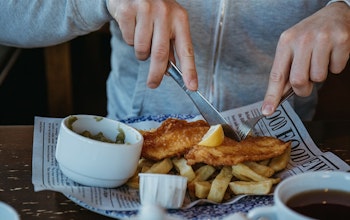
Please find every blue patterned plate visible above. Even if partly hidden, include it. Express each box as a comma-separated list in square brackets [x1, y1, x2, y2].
[65, 114, 274, 219]
[66, 193, 273, 219]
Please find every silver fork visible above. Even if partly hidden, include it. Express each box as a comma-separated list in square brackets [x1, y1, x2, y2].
[237, 88, 295, 140]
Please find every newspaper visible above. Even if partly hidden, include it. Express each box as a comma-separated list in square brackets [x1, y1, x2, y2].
[32, 101, 350, 212]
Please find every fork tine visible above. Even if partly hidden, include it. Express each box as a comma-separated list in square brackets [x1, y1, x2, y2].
[237, 115, 264, 139]
[237, 124, 251, 140]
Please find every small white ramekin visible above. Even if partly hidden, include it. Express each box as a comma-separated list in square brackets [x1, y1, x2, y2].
[139, 173, 187, 209]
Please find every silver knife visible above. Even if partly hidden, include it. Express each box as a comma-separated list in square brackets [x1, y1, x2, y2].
[167, 61, 241, 141]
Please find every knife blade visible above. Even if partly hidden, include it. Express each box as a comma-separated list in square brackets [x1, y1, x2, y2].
[167, 61, 241, 141]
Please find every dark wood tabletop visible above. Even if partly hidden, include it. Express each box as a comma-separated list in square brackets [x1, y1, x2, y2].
[0, 120, 349, 219]
[0, 126, 114, 220]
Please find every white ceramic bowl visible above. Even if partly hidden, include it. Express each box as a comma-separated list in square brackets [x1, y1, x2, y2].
[55, 115, 143, 188]
[139, 173, 187, 209]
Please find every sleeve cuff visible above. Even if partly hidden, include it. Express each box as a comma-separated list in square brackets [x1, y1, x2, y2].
[327, 0, 350, 7]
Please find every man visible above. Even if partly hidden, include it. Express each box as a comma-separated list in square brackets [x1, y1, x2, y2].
[1, 0, 348, 121]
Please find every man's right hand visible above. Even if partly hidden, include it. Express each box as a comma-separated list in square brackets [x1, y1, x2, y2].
[108, 0, 198, 91]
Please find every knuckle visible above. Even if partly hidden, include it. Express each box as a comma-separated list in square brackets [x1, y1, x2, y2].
[329, 54, 349, 74]
[115, 3, 130, 19]
[269, 71, 285, 83]
[161, 6, 171, 18]
[279, 30, 295, 45]
[289, 77, 305, 88]
[180, 44, 195, 58]
[134, 44, 150, 60]
[135, 43, 149, 53]
[152, 1, 172, 18]
[335, 31, 350, 46]
[315, 31, 331, 44]
[329, 64, 344, 74]
[175, 7, 189, 22]
[157, 0, 188, 19]
[310, 71, 327, 82]
[297, 34, 314, 47]
[329, 22, 350, 44]
[135, 53, 149, 61]
[186, 67, 197, 78]
[124, 37, 134, 46]
[265, 93, 278, 102]
[280, 29, 314, 48]
[152, 46, 169, 61]
[137, 0, 152, 13]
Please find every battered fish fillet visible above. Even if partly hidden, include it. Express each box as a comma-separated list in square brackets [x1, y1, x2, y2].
[141, 118, 209, 160]
[185, 136, 290, 166]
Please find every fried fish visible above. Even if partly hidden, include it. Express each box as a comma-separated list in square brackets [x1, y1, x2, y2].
[185, 136, 290, 166]
[141, 118, 290, 166]
[141, 118, 209, 160]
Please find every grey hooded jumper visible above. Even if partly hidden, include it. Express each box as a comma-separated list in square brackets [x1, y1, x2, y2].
[0, 0, 331, 121]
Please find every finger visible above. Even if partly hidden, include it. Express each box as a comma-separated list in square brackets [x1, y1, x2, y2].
[309, 40, 331, 83]
[147, 11, 170, 88]
[115, 7, 136, 46]
[134, 2, 153, 60]
[329, 46, 350, 74]
[172, 9, 198, 91]
[289, 46, 313, 96]
[262, 40, 292, 116]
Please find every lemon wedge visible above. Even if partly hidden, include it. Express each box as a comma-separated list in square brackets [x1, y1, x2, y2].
[198, 124, 224, 147]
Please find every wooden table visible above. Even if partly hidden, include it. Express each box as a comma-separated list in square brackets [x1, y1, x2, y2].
[0, 126, 113, 219]
[0, 121, 349, 219]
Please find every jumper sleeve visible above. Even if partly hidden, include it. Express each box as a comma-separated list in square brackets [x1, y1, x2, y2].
[0, 0, 113, 47]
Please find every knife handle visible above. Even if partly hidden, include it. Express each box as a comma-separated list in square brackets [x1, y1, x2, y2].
[167, 61, 187, 90]
[167, 61, 219, 119]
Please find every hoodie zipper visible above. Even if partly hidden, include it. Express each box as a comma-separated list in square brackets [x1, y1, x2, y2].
[209, 0, 226, 104]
